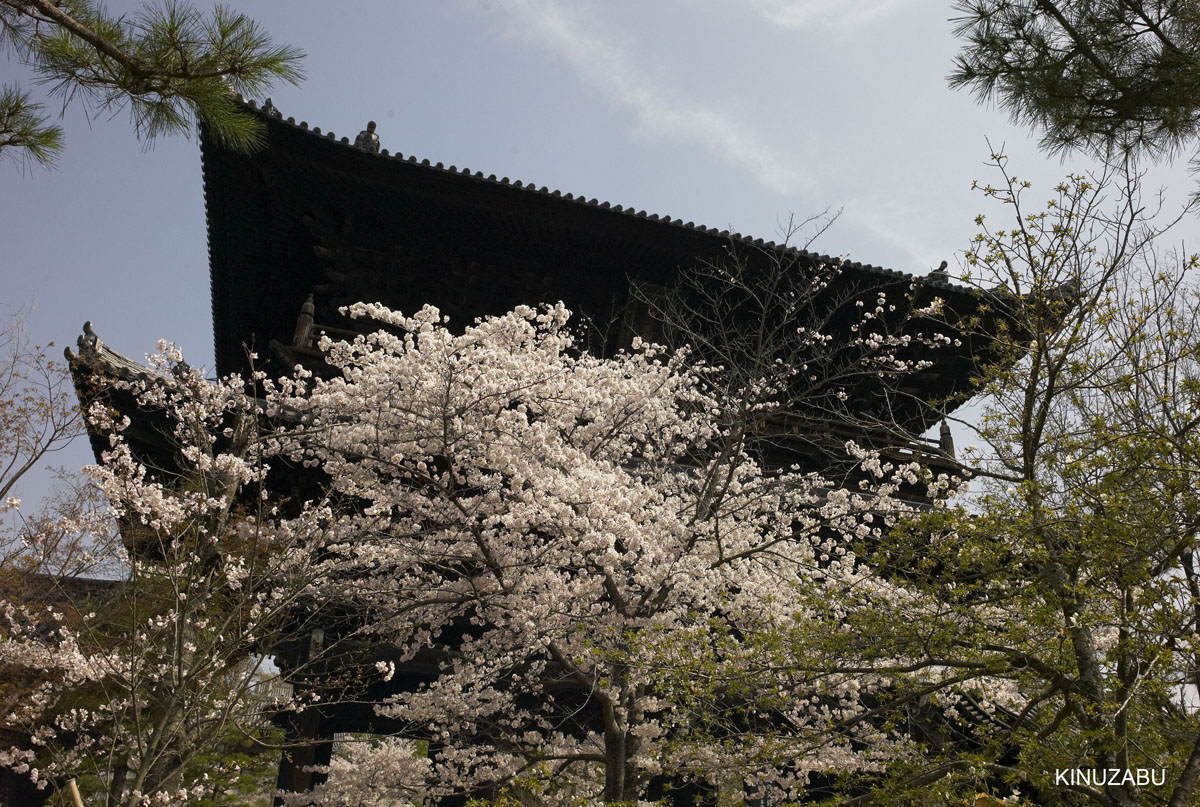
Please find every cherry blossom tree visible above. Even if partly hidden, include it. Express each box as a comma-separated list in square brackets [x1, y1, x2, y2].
[3, 261, 960, 806]
[277, 738, 430, 807]
[272, 300, 944, 806]
[0, 341, 343, 807]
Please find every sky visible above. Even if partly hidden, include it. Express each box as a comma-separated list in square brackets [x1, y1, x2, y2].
[2, 0, 1197, 501]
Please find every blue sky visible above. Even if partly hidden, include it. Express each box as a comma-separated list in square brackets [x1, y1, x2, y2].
[2, 0, 1196, 500]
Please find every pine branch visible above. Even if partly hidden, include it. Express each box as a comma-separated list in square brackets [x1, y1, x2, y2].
[0, 83, 62, 166]
[0, 0, 304, 161]
[950, 0, 1200, 162]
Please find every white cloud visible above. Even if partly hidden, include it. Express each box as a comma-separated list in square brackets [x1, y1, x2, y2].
[842, 190, 956, 273]
[490, 0, 813, 196]
[743, 0, 922, 32]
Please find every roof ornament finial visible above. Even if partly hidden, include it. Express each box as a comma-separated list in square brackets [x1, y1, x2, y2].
[79, 321, 102, 354]
[354, 120, 380, 154]
[262, 97, 280, 118]
[939, 418, 955, 459]
[293, 294, 316, 349]
[930, 260, 949, 282]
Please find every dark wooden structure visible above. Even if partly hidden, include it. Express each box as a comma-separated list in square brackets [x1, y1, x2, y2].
[67, 96, 1022, 803]
[201, 100, 1002, 425]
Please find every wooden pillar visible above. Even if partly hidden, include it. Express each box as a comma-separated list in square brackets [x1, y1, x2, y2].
[309, 732, 334, 787]
[273, 707, 333, 804]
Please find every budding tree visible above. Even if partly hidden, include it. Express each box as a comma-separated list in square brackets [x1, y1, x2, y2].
[813, 155, 1200, 807]
[0, 306, 121, 606]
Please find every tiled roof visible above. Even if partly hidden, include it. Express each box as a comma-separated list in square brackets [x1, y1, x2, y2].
[235, 96, 967, 293]
[198, 96, 1004, 433]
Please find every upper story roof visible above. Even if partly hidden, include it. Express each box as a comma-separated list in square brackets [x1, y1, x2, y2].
[200, 97, 1008, 436]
